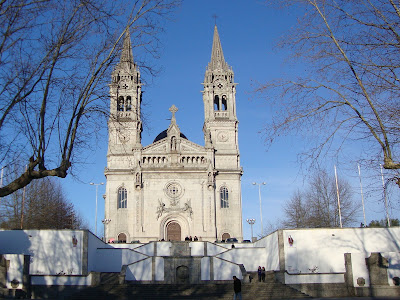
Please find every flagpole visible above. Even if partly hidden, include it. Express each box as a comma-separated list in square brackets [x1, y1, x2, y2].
[358, 164, 366, 227]
[334, 165, 343, 228]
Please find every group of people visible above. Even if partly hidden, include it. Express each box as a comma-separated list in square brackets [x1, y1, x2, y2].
[232, 266, 267, 299]
[184, 236, 198, 241]
[257, 266, 266, 282]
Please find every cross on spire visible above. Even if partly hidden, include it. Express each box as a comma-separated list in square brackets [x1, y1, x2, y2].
[169, 105, 178, 123]
[212, 14, 218, 25]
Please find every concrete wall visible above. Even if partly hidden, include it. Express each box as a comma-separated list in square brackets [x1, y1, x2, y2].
[254, 231, 280, 271]
[283, 228, 400, 274]
[157, 242, 171, 256]
[207, 243, 229, 256]
[201, 257, 210, 280]
[384, 252, 400, 286]
[190, 242, 204, 256]
[126, 258, 152, 281]
[31, 274, 93, 286]
[213, 257, 242, 280]
[0, 230, 84, 275]
[216, 248, 266, 272]
[155, 257, 164, 281]
[351, 251, 400, 287]
[281, 228, 400, 285]
[93, 248, 148, 272]
[87, 232, 108, 272]
[3, 254, 24, 289]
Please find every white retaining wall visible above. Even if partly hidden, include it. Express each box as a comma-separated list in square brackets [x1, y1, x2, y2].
[213, 257, 242, 280]
[93, 248, 148, 272]
[253, 231, 280, 271]
[216, 248, 267, 272]
[126, 258, 152, 281]
[281, 228, 400, 284]
[0, 230, 84, 276]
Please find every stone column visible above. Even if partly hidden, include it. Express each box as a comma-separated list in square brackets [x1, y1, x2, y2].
[344, 253, 356, 296]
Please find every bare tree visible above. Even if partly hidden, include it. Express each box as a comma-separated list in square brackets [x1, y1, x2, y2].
[0, 0, 181, 197]
[258, 0, 400, 183]
[282, 170, 359, 228]
[0, 176, 85, 229]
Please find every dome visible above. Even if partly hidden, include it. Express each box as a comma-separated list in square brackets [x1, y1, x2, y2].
[153, 129, 188, 143]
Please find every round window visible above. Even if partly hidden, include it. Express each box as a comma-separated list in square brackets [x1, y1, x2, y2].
[165, 181, 183, 199]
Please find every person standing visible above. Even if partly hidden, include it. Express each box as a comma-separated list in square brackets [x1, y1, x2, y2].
[257, 266, 262, 282]
[233, 276, 242, 300]
[261, 267, 266, 282]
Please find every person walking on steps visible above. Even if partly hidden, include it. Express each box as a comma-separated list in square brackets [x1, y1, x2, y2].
[257, 266, 262, 282]
[233, 276, 242, 300]
[261, 267, 266, 282]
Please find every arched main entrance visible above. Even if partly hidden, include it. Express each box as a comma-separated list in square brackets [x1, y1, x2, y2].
[167, 222, 181, 241]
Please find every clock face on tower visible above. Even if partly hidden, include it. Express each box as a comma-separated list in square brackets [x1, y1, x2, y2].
[218, 131, 229, 142]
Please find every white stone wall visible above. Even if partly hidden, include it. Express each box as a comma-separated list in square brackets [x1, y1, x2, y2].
[93, 248, 148, 272]
[31, 274, 93, 286]
[254, 231, 280, 271]
[213, 257, 242, 280]
[216, 248, 267, 272]
[126, 258, 152, 281]
[0, 229, 83, 275]
[3, 254, 24, 289]
[281, 228, 400, 285]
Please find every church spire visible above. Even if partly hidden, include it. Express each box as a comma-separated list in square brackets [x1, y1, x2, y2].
[120, 28, 134, 64]
[208, 25, 228, 71]
[114, 28, 136, 73]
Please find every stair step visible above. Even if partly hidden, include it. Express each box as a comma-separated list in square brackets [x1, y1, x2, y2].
[67, 282, 312, 300]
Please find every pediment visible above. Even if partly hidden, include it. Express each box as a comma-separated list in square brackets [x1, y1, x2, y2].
[142, 138, 206, 154]
[180, 139, 206, 153]
[142, 140, 168, 153]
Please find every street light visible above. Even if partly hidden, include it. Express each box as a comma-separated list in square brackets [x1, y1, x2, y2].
[102, 218, 111, 242]
[90, 182, 104, 236]
[252, 182, 266, 236]
[246, 218, 256, 242]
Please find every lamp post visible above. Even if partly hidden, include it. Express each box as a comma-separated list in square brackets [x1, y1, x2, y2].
[90, 182, 104, 236]
[102, 218, 111, 242]
[246, 218, 256, 242]
[252, 182, 266, 236]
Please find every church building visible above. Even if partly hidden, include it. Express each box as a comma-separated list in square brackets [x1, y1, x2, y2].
[104, 25, 243, 243]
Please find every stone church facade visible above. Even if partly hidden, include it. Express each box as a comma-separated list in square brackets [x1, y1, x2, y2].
[104, 26, 243, 243]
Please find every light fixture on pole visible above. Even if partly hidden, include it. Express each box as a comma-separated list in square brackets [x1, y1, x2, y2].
[102, 218, 111, 242]
[246, 218, 256, 242]
[90, 182, 104, 236]
[252, 182, 266, 236]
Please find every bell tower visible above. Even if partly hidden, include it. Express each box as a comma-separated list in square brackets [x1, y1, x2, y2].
[108, 28, 142, 155]
[202, 25, 240, 169]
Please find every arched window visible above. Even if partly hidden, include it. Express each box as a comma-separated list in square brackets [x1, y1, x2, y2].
[117, 96, 124, 111]
[220, 186, 229, 208]
[222, 95, 227, 111]
[126, 96, 132, 111]
[118, 187, 127, 209]
[214, 95, 220, 111]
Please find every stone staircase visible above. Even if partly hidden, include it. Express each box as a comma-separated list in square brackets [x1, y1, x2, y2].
[67, 278, 312, 300]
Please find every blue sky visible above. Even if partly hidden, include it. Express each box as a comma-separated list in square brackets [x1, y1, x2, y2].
[64, 0, 399, 239]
